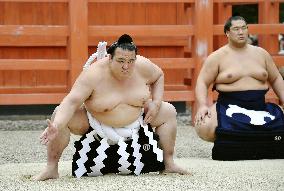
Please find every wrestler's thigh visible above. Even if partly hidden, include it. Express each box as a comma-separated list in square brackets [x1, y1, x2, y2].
[195, 103, 217, 141]
[150, 101, 177, 127]
[67, 105, 89, 135]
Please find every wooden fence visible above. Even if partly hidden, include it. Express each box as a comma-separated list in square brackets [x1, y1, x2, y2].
[0, 0, 283, 117]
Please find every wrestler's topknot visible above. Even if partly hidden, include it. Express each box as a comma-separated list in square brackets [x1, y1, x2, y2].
[107, 34, 137, 57]
[117, 34, 133, 44]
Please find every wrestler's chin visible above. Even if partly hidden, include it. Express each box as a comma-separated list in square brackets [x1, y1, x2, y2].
[238, 38, 247, 44]
[118, 72, 132, 79]
[234, 40, 247, 47]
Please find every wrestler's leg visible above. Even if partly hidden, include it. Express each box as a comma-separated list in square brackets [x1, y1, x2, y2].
[149, 101, 189, 175]
[194, 103, 217, 142]
[32, 105, 89, 181]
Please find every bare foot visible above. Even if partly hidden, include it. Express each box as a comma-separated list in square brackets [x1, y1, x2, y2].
[162, 163, 191, 175]
[31, 165, 59, 181]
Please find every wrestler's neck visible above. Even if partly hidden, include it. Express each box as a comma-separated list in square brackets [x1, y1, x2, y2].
[228, 41, 248, 51]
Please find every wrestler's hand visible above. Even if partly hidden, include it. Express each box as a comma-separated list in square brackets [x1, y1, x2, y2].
[195, 105, 211, 127]
[144, 101, 160, 124]
[39, 119, 58, 145]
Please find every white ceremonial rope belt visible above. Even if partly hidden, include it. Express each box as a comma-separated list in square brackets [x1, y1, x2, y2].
[86, 111, 141, 145]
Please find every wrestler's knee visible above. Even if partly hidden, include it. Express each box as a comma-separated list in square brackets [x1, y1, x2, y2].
[195, 119, 216, 142]
[151, 102, 177, 128]
[67, 105, 89, 135]
[160, 102, 177, 127]
[160, 102, 177, 119]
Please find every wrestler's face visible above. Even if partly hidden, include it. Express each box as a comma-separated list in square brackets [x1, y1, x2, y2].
[109, 47, 136, 80]
[226, 20, 248, 46]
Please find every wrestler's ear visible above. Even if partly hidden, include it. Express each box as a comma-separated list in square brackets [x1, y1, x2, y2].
[225, 31, 229, 38]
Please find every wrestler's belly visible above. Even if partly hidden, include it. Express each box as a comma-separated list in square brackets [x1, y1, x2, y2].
[89, 104, 142, 128]
[216, 78, 268, 92]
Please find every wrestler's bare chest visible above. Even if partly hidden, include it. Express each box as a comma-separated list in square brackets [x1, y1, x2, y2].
[85, 74, 150, 112]
[84, 75, 150, 127]
[216, 51, 267, 83]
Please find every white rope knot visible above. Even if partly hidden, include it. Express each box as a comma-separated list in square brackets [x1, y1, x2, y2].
[83, 41, 107, 69]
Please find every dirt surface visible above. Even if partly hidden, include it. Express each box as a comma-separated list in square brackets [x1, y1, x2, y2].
[0, 114, 284, 191]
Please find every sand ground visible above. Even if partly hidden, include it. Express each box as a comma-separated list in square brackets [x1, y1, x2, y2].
[0, 116, 283, 191]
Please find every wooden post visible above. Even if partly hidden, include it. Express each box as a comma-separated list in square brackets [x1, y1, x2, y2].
[214, 2, 232, 49]
[259, 1, 280, 104]
[192, 0, 214, 122]
[68, 0, 88, 90]
[212, 2, 232, 101]
[258, 0, 279, 54]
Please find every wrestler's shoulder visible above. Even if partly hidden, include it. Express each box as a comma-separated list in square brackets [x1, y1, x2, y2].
[248, 45, 271, 59]
[135, 55, 159, 69]
[82, 59, 106, 79]
[251, 45, 269, 55]
[136, 55, 152, 64]
[135, 55, 163, 79]
[215, 45, 230, 55]
[206, 46, 226, 63]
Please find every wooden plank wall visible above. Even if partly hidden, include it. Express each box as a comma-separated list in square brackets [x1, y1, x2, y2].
[0, 1, 69, 104]
[0, 0, 283, 117]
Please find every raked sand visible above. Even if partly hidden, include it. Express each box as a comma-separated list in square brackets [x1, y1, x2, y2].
[0, 121, 283, 191]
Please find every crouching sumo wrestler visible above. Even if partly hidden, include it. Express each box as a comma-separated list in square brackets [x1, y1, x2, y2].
[32, 34, 188, 181]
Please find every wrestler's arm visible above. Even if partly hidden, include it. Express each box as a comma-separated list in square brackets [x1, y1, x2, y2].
[139, 56, 164, 107]
[138, 56, 164, 123]
[194, 53, 219, 124]
[195, 53, 219, 108]
[264, 49, 284, 104]
[52, 69, 95, 129]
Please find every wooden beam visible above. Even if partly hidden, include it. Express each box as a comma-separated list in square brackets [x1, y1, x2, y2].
[89, 25, 194, 37]
[164, 90, 194, 102]
[0, 59, 69, 70]
[0, 93, 66, 105]
[214, 0, 265, 3]
[0, 25, 68, 36]
[150, 58, 194, 69]
[0, 36, 67, 46]
[165, 84, 190, 91]
[0, 85, 67, 93]
[89, 0, 194, 2]
[0, 0, 68, 2]
[0, 91, 193, 104]
[88, 36, 189, 46]
[213, 24, 284, 35]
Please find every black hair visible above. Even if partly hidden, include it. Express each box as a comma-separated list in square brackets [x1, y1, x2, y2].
[224, 16, 247, 34]
[107, 34, 138, 58]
